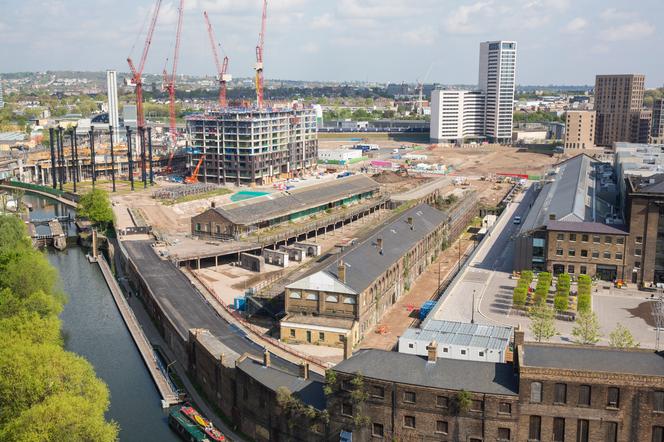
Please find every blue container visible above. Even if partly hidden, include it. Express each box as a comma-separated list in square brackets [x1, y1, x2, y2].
[419, 308, 431, 321]
[234, 297, 246, 311]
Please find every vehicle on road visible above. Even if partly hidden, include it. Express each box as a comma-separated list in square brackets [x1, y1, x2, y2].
[513, 216, 521, 225]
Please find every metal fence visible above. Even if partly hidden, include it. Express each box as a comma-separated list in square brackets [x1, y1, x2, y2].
[152, 183, 218, 200]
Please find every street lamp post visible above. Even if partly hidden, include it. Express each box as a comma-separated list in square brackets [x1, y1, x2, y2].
[471, 289, 476, 324]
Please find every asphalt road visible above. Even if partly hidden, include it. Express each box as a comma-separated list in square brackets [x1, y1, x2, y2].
[124, 240, 302, 375]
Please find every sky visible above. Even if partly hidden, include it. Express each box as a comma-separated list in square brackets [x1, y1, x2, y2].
[1, 0, 662, 86]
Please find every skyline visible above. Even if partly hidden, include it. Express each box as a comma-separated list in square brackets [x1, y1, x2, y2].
[1, 0, 663, 87]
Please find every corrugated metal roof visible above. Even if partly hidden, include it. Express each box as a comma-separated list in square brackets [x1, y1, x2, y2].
[401, 319, 512, 351]
[0, 132, 26, 142]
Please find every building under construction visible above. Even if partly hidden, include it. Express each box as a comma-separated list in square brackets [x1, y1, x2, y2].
[187, 107, 318, 185]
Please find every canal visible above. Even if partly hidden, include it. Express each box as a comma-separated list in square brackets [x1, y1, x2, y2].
[24, 194, 179, 442]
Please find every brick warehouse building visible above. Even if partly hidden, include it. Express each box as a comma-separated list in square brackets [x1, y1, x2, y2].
[327, 336, 664, 442]
[187, 107, 318, 185]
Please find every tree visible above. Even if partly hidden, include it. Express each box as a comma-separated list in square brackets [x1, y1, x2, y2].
[572, 310, 602, 345]
[77, 189, 114, 227]
[452, 390, 472, 415]
[529, 305, 557, 342]
[609, 323, 639, 349]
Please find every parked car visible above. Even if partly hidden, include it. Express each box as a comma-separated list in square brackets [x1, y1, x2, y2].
[513, 216, 521, 225]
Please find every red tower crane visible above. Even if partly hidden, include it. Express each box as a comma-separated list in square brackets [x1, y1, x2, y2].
[127, 0, 162, 129]
[203, 11, 231, 108]
[254, 0, 267, 109]
[162, 0, 185, 142]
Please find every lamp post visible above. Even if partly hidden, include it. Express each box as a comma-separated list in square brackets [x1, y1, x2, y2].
[471, 289, 476, 324]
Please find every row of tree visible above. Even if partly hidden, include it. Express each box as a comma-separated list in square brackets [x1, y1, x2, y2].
[0, 214, 118, 441]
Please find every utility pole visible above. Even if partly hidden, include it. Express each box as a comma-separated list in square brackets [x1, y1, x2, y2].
[471, 289, 476, 324]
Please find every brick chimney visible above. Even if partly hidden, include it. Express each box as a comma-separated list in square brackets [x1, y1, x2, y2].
[514, 325, 525, 349]
[299, 361, 310, 379]
[426, 341, 438, 363]
[263, 349, 271, 367]
[376, 237, 383, 255]
[338, 260, 346, 284]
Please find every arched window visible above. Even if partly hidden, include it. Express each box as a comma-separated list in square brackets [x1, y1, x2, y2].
[289, 291, 301, 299]
[326, 295, 338, 303]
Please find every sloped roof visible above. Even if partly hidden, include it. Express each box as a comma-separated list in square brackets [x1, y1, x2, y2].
[546, 220, 628, 235]
[316, 203, 448, 294]
[211, 175, 380, 226]
[286, 271, 357, 295]
[334, 349, 518, 396]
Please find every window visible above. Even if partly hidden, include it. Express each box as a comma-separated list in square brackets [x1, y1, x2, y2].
[471, 399, 483, 411]
[556, 249, 564, 256]
[635, 261, 642, 269]
[568, 265, 575, 274]
[341, 402, 353, 416]
[604, 251, 612, 259]
[636, 249, 642, 257]
[606, 421, 618, 442]
[617, 237, 624, 245]
[636, 236, 643, 244]
[436, 396, 449, 408]
[371, 385, 385, 399]
[530, 382, 542, 403]
[592, 250, 599, 258]
[319, 332, 325, 341]
[461, 349, 467, 355]
[554, 383, 567, 404]
[403, 391, 416, 403]
[195, 223, 201, 231]
[654, 426, 664, 442]
[289, 329, 295, 338]
[593, 236, 601, 243]
[607, 387, 620, 408]
[326, 294, 338, 303]
[581, 249, 588, 257]
[568, 249, 576, 256]
[557, 233, 564, 240]
[605, 236, 612, 244]
[372, 423, 384, 437]
[404, 415, 415, 429]
[655, 391, 664, 412]
[553, 417, 565, 442]
[616, 252, 623, 260]
[343, 296, 356, 304]
[499, 402, 512, 414]
[498, 427, 511, 441]
[580, 265, 587, 274]
[305, 292, 318, 300]
[436, 420, 448, 434]
[341, 380, 353, 391]
[289, 291, 301, 299]
[479, 351, 485, 357]
[582, 234, 589, 242]
[443, 347, 449, 353]
[529, 415, 541, 441]
[569, 234, 577, 241]
[577, 419, 589, 442]
[578, 385, 591, 406]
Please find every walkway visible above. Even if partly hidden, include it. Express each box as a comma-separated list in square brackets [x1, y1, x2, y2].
[95, 255, 180, 406]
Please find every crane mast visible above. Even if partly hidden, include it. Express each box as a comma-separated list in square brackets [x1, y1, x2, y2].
[127, 0, 162, 129]
[254, 0, 267, 109]
[203, 11, 231, 108]
[163, 0, 185, 142]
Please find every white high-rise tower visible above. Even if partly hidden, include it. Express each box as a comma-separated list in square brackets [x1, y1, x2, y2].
[106, 70, 120, 140]
[479, 41, 517, 143]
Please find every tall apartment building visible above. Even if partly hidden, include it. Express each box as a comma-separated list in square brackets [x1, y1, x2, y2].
[106, 70, 120, 141]
[651, 99, 664, 143]
[594, 74, 649, 147]
[430, 90, 485, 142]
[479, 41, 517, 143]
[187, 108, 318, 185]
[430, 41, 517, 143]
[564, 110, 596, 150]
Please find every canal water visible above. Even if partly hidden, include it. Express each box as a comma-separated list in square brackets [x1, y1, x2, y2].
[23, 194, 179, 442]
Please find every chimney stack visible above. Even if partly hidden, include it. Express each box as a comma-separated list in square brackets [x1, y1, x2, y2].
[426, 341, 438, 363]
[338, 260, 346, 284]
[299, 361, 310, 380]
[376, 237, 383, 255]
[407, 216, 414, 230]
[263, 349, 271, 367]
[514, 325, 525, 350]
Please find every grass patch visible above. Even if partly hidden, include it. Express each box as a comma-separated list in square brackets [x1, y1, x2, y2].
[160, 188, 232, 205]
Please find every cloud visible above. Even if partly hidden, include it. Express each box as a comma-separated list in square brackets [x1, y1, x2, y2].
[600, 20, 655, 41]
[310, 13, 333, 29]
[302, 42, 319, 54]
[600, 8, 637, 22]
[564, 17, 587, 33]
[444, 1, 494, 34]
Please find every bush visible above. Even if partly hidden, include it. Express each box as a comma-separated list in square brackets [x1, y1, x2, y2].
[577, 294, 591, 313]
[513, 285, 528, 307]
[554, 295, 568, 312]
